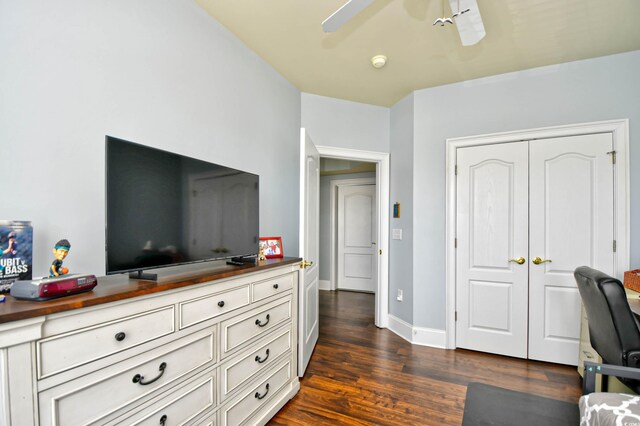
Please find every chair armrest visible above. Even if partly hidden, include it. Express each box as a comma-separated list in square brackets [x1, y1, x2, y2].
[583, 361, 640, 394]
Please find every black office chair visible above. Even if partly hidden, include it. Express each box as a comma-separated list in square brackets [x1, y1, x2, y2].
[574, 266, 640, 393]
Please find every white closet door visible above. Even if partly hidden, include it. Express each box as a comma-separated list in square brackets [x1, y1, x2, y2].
[456, 142, 529, 358]
[528, 133, 614, 365]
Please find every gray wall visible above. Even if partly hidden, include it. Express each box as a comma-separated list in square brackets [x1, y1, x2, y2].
[301, 93, 390, 152]
[319, 172, 376, 282]
[411, 51, 640, 330]
[389, 94, 414, 324]
[0, 0, 300, 276]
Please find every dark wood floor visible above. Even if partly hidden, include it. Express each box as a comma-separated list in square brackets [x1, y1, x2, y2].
[269, 290, 583, 425]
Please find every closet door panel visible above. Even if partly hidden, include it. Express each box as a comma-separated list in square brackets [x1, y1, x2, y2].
[528, 133, 614, 365]
[456, 142, 529, 358]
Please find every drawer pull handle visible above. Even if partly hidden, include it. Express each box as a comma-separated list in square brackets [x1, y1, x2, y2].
[255, 383, 270, 400]
[255, 314, 270, 327]
[133, 362, 167, 386]
[159, 414, 167, 426]
[273, 283, 279, 289]
[115, 332, 126, 342]
[255, 349, 270, 364]
[218, 300, 225, 308]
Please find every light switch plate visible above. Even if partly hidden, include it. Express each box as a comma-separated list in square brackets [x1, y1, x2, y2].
[392, 228, 402, 240]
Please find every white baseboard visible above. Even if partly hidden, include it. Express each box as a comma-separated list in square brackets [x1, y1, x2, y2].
[319, 280, 331, 291]
[412, 326, 446, 348]
[387, 315, 447, 349]
[387, 314, 413, 343]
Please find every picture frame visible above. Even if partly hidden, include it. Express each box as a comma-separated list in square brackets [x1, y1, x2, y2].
[259, 236, 284, 259]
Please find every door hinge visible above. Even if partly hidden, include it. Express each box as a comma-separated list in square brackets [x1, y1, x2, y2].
[613, 240, 617, 253]
[379, 249, 382, 255]
[454, 238, 457, 249]
[607, 151, 617, 165]
[455, 311, 458, 322]
[455, 165, 458, 175]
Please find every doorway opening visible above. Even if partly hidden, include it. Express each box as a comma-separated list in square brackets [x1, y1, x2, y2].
[316, 146, 390, 329]
[320, 159, 376, 295]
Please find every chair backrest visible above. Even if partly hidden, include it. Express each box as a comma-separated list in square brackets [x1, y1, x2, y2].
[574, 266, 640, 367]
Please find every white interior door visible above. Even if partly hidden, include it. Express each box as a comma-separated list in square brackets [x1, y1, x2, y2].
[298, 128, 320, 377]
[456, 142, 530, 358]
[528, 133, 614, 365]
[337, 184, 377, 292]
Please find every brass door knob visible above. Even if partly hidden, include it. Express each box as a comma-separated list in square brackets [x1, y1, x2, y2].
[509, 257, 526, 265]
[300, 260, 313, 269]
[532, 257, 552, 265]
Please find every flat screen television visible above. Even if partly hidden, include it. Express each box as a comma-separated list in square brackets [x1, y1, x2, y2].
[105, 136, 259, 279]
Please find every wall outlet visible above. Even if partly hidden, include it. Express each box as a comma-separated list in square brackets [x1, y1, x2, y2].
[397, 289, 403, 302]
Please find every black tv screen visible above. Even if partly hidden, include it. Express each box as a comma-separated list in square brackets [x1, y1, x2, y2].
[105, 136, 259, 275]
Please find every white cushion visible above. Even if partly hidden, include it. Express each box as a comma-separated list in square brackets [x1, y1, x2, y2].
[579, 393, 640, 426]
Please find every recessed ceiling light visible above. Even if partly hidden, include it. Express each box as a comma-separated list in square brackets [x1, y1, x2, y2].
[371, 55, 387, 69]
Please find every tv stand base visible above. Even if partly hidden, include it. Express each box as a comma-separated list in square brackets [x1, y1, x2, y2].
[129, 270, 158, 281]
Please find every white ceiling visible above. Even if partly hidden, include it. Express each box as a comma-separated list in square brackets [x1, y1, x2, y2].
[197, 0, 640, 107]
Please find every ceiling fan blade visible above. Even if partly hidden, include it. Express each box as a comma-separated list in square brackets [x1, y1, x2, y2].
[322, 0, 376, 33]
[448, 0, 485, 46]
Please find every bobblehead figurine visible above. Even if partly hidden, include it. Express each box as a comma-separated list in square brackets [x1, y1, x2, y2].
[50, 239, 71, 277]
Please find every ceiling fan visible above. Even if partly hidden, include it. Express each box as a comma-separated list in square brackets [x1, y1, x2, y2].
[322, 0, 486, 46]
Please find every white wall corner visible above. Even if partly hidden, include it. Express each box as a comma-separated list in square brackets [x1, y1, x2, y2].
[388, 315, 447, 348]
[411, 326, 447, 348]
[318, 280, 331, 291]
[388, 315, 413, 343]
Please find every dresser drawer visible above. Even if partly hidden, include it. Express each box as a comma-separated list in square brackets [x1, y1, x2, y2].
[38, 329, 215, 426]
[220, 327, 292, 401]
[220, 298, 291, 358]
[37, 306, 175, 379]
[180, 285, 250, 329]
[219, 359, 292, 426]
[194, 414, 216, 426]
[252, 273, 294, 303]
[126, 371, 216, 426]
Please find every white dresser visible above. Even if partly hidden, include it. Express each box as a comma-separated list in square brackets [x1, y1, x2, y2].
[0, 259, 300, 426]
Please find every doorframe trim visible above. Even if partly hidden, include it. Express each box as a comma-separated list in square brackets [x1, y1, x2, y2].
[330, 177, 377, 291]
[444, 119, 630, 349]
[316, 145, 390, 329]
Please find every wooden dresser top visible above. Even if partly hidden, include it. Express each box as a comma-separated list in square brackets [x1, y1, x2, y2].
[0, 257, 301, 324]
